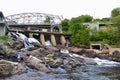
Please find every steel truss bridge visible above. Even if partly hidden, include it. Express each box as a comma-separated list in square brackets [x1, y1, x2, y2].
[5, 12, 62, 33]
[5, 12, 61, 24]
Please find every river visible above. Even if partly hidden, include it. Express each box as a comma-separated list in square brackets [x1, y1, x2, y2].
[0, 57, 120, 80]
[1, 32, 120, 80]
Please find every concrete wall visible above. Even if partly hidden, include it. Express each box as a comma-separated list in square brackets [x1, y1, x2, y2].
[0, 25, 6, 36]
[0, 12, 6, 36]
[83, 23, 99, 30]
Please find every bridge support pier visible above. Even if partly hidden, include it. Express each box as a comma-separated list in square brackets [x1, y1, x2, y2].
[50, 34, 56, 46]
[60, 35, 66, 45]
[29, 32, 33, 38]
[40, 33, 45, 46]
[0, 25, 6, 36]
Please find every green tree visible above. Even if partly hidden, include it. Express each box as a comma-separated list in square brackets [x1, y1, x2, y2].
[90, 26, 117, 45]
[111, 7, 120, 47]
[60, 19, 70, 32]
[78, 15, 93, 22]
[70, 15, 93, 25]
[111, 15, 120, 47]
[101, 18, 110, 23]
[93, 18, 110, 23]
[93, 18, 101, 23]
[111, 7, 120, 17]
[67, 15, 93, 46]
[69, 23, 90, 46]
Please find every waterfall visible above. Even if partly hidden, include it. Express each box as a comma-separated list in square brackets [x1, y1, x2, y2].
[45, 40, 52, 46]
[7, 32, 40, 50]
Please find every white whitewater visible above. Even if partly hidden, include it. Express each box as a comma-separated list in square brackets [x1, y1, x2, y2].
[45, 40, 52, 46]
[68, 53, 120, 67]
[93, 57, 120, 66]
[28, 38, 40, 44]
[7, 32, 40, 50]
[60, 49, 69, 54]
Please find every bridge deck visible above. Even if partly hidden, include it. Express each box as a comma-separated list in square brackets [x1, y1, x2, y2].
[0, 22, 4, 25]
[9, 29, 71, 36]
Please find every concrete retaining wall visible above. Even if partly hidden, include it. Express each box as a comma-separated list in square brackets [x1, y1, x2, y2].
[0, 25, 6, 36]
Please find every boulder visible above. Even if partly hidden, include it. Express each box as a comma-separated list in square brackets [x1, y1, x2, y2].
[11, 39, 24, 50]
[29, 48, 49, 57]
[45, 46, 59, 52]
[32, 42, 40, 47]
[63, 58, 82, 68]
[0, 43, 16, 60]
[83, 59, 97, 65]
[25, 55, 50, 72]
[69, 47, 82, 53]
[48, 58, 63, 68]
[109, 51, 120, 61]
[0, 59, 25, 76]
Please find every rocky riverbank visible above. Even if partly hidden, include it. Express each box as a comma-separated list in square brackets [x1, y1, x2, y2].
[69, 46, 120, 62]
[0, 38, 120, 78]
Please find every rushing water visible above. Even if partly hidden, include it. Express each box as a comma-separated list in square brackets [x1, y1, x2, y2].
[70, 65, 120, 80]
[0, 57, 119, 80]
[4, 32, 120, 80]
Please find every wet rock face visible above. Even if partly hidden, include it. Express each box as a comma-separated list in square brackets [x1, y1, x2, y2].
[110, 51, 120, 62]
[25, 55, 50, 72]
[0, 40, 17, 60]
[7, 32, 41, 50]
[0, 60, 25, 76]
[0, 62, 13, 76]
[63, 57, 83, 69]
[48, 58, 63, 68]
[0, 44, 8, 54]
[0, 40, 11, 55]
[69, 47, 82, 53]
[70, 48, 98, 58]
[112, 51, 120, 58]
[69, 47, 120, 62]
[11, 40, 24, 50]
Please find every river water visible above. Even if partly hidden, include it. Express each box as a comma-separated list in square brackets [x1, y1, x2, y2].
[3, 32, 120, 80]
[0, 57, 120, 80]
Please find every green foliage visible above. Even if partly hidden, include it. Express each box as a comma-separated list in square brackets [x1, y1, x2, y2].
[60, 12, 120, 46]
[61, 15, 93, 46]
[69, 23, 90, 46]
[101, 18, 110, 23]
[0, 36, 10, 41]
[93, 18, 110, 23]
[111, 7, 120, 17]
[111, 15, 120, 25]
[78, 15, 93, 22]
[70, 15, 93, 25]
[111, 15, 120, 46]
[60, 19, 70, 32]
[111, 7, 120, 47]
[93, 18, 101, 22]
[90, 27, 117, 45]
[68, 15, 93, 46]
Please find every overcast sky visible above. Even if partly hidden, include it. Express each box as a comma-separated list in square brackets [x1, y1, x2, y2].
[0, 0, 120, 19]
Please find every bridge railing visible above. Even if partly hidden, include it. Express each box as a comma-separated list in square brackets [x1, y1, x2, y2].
[5, 12, 61, 25]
